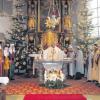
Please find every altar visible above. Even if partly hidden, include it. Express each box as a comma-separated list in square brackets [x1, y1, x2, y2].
[29, 46, 73, 88]
[28, 28, 73, 88]
[33, 60, 72, 81]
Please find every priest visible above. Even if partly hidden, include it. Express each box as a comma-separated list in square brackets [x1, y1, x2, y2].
[68, 45, 75, 79]
[87, 46, 93, 82]
[75, 46, 84, 78]
[3, 46, 10, 77]
[97, 46, 100, 87]
[43, 44, 66, 61]
[91, 44, 99, 82]
[42, 44, 66, 83]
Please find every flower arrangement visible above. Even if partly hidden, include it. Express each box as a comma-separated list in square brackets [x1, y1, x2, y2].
[44, 69, 65, 89]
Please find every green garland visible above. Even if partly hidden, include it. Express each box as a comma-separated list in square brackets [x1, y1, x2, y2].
[45, 79, 64, 89]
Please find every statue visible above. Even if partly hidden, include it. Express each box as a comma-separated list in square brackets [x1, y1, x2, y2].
[28, 17, 36, 29]
[45, 15, 60, 29]
[3, 46, 10, 77]
[41, 30, 58, 48]
[64, 15, 72, 30]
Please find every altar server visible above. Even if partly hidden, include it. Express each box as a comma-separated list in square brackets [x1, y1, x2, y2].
[91, 44, 99, 81]
[9, 44, 15, 80]
[0, 44, 3, 76]
[3, 46, 10, 77]
[87, 46, 93, 81]
[97, 46, 100, 86]
[76, 46, 84, 75]
[68, 45, 75, 78]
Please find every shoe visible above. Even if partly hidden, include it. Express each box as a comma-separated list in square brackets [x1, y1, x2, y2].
[96, 83, 100, 87]
[70, 76, 74, 79]
[87, 80, 92, 82]
[10, 78, 15, 80]
[92, 80, 98, 83]
[32, 75, 38, 78]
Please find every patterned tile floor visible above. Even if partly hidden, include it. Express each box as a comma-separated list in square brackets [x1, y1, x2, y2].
[5, 76, 100, 95]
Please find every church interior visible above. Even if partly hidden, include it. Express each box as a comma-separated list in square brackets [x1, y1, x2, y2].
[0, 0, 100, 100]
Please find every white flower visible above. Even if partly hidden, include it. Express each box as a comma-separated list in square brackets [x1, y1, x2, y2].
[44, 69, 65, 83]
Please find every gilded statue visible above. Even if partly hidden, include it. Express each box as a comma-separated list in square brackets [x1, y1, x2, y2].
[45, 15, 60, 29]
[64, 16, 72, 30]
[41, 30, 58, 48]
[28, 17, 36, 29]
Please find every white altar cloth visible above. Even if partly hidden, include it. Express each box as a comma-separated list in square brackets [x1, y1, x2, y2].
[0, 77, 9, 85]
[43, 63, 62, 71]
[43, 63, 64, 82]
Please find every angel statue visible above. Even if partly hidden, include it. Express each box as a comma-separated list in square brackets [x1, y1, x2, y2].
[45, 15, 60, 29]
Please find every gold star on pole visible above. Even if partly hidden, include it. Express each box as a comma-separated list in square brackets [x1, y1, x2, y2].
[45, 17, 52, 28]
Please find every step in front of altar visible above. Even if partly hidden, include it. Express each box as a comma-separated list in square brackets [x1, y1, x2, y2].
[24, 94, 87, 100]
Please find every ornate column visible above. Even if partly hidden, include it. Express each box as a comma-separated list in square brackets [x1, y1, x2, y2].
[12, 0, 17, 16]
[38, 0, 40, 32]
[58, 0, 61, 32]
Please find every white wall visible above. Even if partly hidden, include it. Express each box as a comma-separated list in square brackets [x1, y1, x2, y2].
[0, 16, 12, 39]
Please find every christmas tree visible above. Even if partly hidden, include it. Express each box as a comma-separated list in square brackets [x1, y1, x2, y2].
[76, 0, 95, 48]
[8, 0, 28, 74]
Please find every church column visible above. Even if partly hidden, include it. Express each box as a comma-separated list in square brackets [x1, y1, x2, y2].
[37, 0, 40, 32]
[58, 0, 61, 32]
[12, 0, 17, 16]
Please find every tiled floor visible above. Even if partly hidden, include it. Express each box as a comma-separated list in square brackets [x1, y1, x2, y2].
[2, 75, 100, 100]
[5, 76, 100, 95]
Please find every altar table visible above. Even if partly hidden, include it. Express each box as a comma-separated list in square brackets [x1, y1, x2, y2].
[24, 94, 86, 100]
[29, 53, 73, 83]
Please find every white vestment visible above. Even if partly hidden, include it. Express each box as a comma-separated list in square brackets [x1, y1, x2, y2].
[69, 51, 75, 76]
[76, 50, 84, 74]
[87, 51, 93, 80]
[98, 55, 100, 83]
[43, 46, 66, 61]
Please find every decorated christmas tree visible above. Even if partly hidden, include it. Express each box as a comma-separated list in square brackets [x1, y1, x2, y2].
[76, 0, 95, 48]
[8, 0, 28, 74]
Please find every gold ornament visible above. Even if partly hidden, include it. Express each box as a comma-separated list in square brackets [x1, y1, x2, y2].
[45, 16, 60, 28]
[45, 17, 52, 28]
[64, 16, 72, 30]
[28, 17, 35, 29]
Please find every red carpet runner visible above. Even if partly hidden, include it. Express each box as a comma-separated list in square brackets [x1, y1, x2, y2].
[24, 94, 86, 100]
